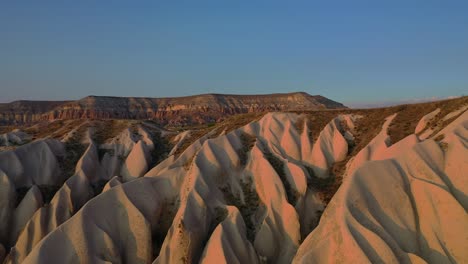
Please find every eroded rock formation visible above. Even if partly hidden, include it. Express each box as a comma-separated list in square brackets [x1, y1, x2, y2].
[0, 97, 466, 263]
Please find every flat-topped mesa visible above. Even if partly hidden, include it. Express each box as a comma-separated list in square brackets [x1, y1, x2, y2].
[0, 92, 346, 125]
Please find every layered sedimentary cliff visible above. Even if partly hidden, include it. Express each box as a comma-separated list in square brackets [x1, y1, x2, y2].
[0, 101, 70, 125]
[0, 92, 345, 125]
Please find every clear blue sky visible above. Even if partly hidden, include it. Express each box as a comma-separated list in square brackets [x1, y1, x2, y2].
[1, 1, 467, 105]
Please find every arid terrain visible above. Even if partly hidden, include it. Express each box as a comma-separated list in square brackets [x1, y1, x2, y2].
[0, 94, 466, 263]
[0, 92, 344, 126]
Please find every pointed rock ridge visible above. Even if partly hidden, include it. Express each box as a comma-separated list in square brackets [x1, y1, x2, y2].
[94, 123, 158, 183]
[74, 142, 106, 183]
[345, 114, 420, 172]
[63, 171, 94, 212]
[8, 168, 93, 263]
[419, 104, 468, 140]
[137, 125, 156, 150]
[415, 108, 440, 135]
[0, 169, 16, 246]
[308, 115, 356, 179]
[442, 105, 468, 121]
[102, 176, 122, 192]
[293, 114, 468, 263]
[153, 130, 254, 263]
[154, 179, 213, 263]
[147, 112, 356, 263]
[169, 130, 191, 156]
[248, 143, 301, 263]
[6, 98, 466, 264]
[345, 113, 397, 177]
[246, 112, 302, 162]
[9, 185, 43, 246]
[22, 177, 161, 264]
[145, 126, 218, 180]
[0, 139, 64, 188]
[200, 206, 259, 264]
[101, 127, 139, 156]
[121, 140, 150, 182]
[100, 128, 139, 178]
[299, 117, 314, 162]
[374, 133, 419, 161]
[434, 108, 468, 139]
[439, 111, 468, 208]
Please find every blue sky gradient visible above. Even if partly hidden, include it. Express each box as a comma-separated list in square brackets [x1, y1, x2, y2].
[1, 1, 467, 105]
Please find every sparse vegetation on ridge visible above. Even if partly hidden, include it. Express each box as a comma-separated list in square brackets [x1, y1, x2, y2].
[152, 197, 180, 259]
[237, 132, 256, 167]
[215, 112, 266, 134]
[141, 123, 173, 167]
[92, 119, 137, 144]
[59, 124, 88, 180]
[262, 147, 299, 205]
[201, 205, 229, 254]
[172, 127, 216, 158]
[220, 177, 262, 243]
[2, 95, 467, 263]
[170, 112, 265, 158]
[388, 96, 468, 143]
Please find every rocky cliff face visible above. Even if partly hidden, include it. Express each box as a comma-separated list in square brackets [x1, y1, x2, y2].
[0, 92, 345, 125]
[0, 101, 70, 125]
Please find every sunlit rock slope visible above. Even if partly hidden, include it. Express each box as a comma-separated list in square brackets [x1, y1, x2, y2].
[0, 96, 466, 264]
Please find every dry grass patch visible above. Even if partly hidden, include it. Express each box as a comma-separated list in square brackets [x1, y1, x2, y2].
[263, 148, 299, 205]
[424, 96, 468, 137]
[141, 123, 174, 167]
[173, 112, 265, 157]
[173, 127, 215, 158]
[216, 112, 266, 134]
[292, 110, 345, 143]
[237, 132, 256, 167]
[220, 178, 262, 243]
[92, 119, 137, 144]
[386, 97, 467, 143]
[295, 107, 395, 204]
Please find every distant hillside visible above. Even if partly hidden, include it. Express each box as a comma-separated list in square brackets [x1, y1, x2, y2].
[0, 92, 346, 125]
[0, 100, 70, 124]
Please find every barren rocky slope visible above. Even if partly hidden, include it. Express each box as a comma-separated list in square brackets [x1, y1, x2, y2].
[0, 96, 466, 263]
[0, 92, 345, 126]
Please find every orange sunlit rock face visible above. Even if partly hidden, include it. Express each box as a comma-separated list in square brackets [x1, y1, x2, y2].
[0, 97, 466, 263]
